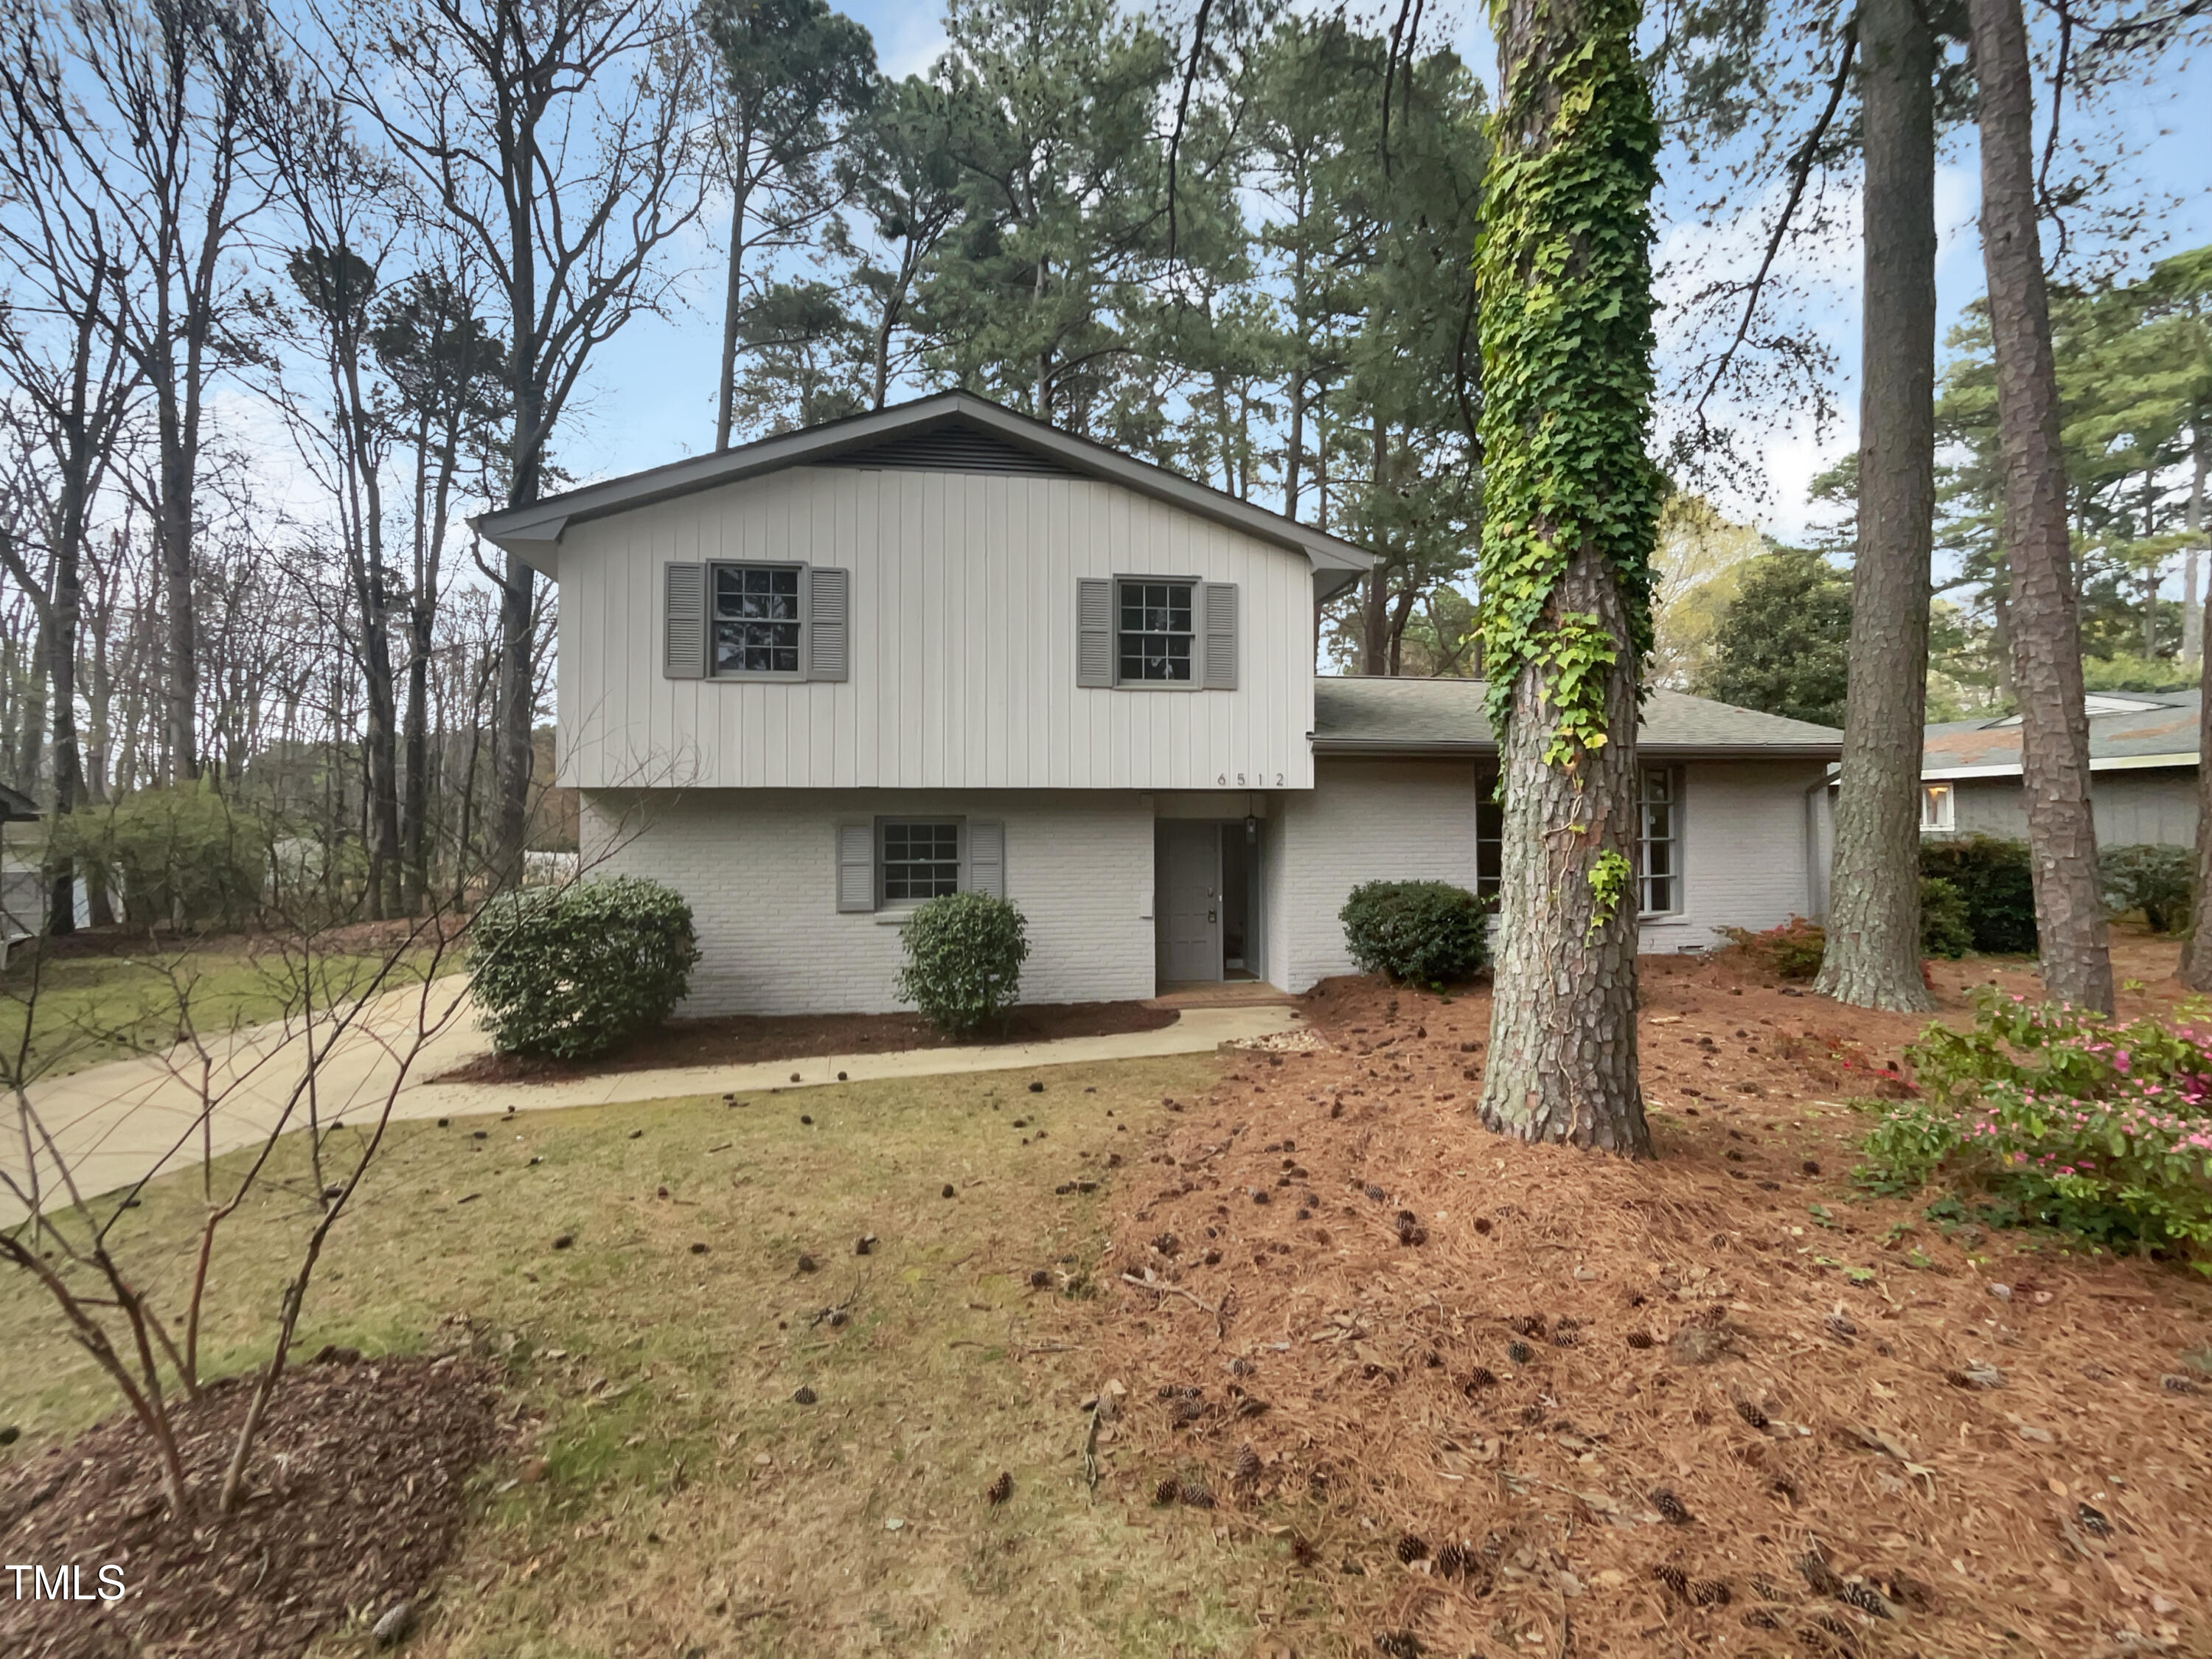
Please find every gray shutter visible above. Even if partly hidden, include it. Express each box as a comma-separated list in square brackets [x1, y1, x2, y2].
[1202, 580, 1238, 690]
[967, 822, 1005, 898]
[835, 822, 875, 912]
[1077, 577, 1113, 688]
[807, 566, 849, 681]
[664, 563, 707, 680]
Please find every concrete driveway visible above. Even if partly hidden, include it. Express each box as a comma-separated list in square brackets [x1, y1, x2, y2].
[2, 983, 1301, 1223]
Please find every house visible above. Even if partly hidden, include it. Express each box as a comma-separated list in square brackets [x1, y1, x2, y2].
[474, 393, 1845, 1017]
[1921, 691, 2202, 847]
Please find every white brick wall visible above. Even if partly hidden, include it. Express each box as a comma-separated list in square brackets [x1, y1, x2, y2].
[1652, 759, 1829, 953]
[1273, 757, 1483, 990]
[581, 788, 1155, 1015]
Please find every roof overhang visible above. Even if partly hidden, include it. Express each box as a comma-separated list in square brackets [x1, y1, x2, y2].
[1923, 751, 2198, 782]
[473, 392, 1374, 589]
[1311, 739, 1845, 761]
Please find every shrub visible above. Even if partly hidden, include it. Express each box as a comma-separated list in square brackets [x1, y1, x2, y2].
[1858, 988, 2212, 1267]
[466, 877, 700, 1060]
[50, 781, 269, 931]
[1919, 877, 1972, 959]
[2099, 843, 2194, 934]
[1919, 835, 2037, 954]
[1721, 916, 1826, 981]
[1338, 880, 1491, 987]
[894, 891, 1029, 1037]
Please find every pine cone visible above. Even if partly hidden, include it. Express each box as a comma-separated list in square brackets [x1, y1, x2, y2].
[1179, 1476, 1215, 1509]
[1507, 1341, 1532, 1366]
[1394, 1532, 1428, 1563]
[1649, 1486, 1692, 1524]
[1750, 1576, 1789, 1602]
[1433, 1542, 1468, 1579]
[1232, 1444, 1261, 1484]
[2075, 1501, 2112, 1537]
[1153, 1476, 1179, 1506]
[1519, 1403, 1545, 1425]
[1372, 1632, 1424, 1659]
[1742, 1608, 1780, 1630]
[985, 1471, 1013, 1506]
[1512, 1313, 1547, 1338]
[1625, 1329, 1655, 1350]
[1464, 1366, 1498, 1392]
[1551, 1328, 1578, 1347]
[1835, 1581, 1894, 1620]
[1691, 1579, 1733, 1607]
[1734, 1399, 1770, 1430]
[1290, 1535, 1318, 1566]
[1796, 1553, 1843, 1596]
[1652, 1562, 1689, 1599]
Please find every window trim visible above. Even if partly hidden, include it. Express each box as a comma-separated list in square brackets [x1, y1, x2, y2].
[1112, 574, 1206, 692]
[1474, 767, 1503, 902]
[875, 815, 966, 911]
[1919, 782, 1956, 834]
[1638, 765, 1685, 919]
[708, 559, 810, 681]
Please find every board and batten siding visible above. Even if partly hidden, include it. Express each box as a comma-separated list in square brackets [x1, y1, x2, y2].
[1950, 767, 2198, 848]
[555, 465, 1316, 791]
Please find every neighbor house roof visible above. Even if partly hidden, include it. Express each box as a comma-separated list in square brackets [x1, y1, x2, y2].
[472, 392, 1373, 596]
[1312, 676, 1846, 759]
[1923, 690, 2202, 779]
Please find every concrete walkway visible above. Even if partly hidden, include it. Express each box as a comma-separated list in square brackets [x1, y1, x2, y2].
[1, 982, 1300, 1222]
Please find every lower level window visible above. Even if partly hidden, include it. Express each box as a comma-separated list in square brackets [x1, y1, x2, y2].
[1921, 782, 1955, 832]
[1639, 768, 1679, 914]
[882, 821, 960, 902]
[1475, 772, 1503, 900]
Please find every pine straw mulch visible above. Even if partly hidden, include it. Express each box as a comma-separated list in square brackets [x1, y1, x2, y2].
[1093, 951, 2212, 1659]
[0, 1354, 505, 1659]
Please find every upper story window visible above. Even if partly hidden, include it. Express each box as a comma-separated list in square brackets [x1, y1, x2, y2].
[714, 563, 802, 675]
[1639, 768, 1681, 915]
[1119, 580, 1194, 682]
[1920, 782, 1955, 833]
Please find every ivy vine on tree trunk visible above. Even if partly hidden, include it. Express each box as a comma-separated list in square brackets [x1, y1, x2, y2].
[1473, 0, 1660, 1156]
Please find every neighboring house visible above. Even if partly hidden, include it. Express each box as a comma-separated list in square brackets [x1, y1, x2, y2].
[475, 393, 1845, 1017]
[1921, 691, 2202, 847]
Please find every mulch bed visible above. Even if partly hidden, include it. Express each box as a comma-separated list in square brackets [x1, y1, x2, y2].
[436, 998, 1180, 1085]
[0, 1355, 504, 1659]
[1095, 947, 2212, 1658]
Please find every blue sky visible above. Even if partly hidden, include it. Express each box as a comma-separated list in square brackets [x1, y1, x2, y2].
[551, 1, 2212, 549]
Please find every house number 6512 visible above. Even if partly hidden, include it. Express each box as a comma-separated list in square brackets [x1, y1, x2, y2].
[1217, 771, 1284, 786]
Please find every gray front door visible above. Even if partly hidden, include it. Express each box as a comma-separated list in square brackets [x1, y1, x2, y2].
[1157, 821, 1222, 983]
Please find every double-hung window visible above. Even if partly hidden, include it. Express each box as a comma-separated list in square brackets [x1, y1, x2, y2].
[1474, 771, 1504, 900]
[880, 820, 961, 903]
[1118, 580, 1194, 683]
[712, 563, 802, 675]
[1638, 768, 1681, 916]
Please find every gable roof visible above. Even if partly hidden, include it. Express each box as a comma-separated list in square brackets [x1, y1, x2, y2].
[1924, 689, 2202, 778]
[1312, 676, 1846, 759]
[472, 392, 1373, 594]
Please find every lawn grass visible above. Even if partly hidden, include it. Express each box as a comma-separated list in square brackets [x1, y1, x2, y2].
[0, 939, 440, 1081]
[0, 1053, 1299, 1658]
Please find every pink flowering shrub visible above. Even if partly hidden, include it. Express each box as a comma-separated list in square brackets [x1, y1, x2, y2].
[1860, 988, 2212, 1267]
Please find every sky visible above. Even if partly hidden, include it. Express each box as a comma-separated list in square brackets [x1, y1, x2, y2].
[546, 1, 2212, 554]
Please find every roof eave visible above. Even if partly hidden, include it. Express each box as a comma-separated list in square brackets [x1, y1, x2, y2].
[471, 392, 1374, 580]
[1312, 739, 1845, 760]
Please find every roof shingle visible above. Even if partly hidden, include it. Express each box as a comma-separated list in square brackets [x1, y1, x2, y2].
[1312, 676, 1845, 757]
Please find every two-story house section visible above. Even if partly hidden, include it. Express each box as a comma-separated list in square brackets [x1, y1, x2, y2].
[475, 393, 1846, 1017]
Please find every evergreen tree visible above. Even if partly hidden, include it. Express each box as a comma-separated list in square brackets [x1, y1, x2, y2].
[1697, 546, 1851, 726]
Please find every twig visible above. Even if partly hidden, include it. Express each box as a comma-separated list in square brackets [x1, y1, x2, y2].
[1119, 1270, 1227, 1337]
[1080, 1397, 1104, 1491]
[1691, 14, 1859, 428]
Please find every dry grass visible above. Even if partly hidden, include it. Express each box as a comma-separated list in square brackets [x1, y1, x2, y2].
[0, 1053, 1285, 1658]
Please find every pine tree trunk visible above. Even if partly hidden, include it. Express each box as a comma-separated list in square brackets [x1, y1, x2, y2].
[1967, 0, 2112, 1013]
[1473, 0, 1658, 1155]
[1813, 0, 1938, 1012]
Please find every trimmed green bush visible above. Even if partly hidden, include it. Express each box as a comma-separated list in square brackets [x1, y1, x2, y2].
[2098, 843, 2194, 934]
[1919, 877, 1972, 959]
[467, 877, 700, 1060]
[1919, 835, 2037, 954]
[50, 781, 268, 931]
[1338, 880, 1491, 987]
[894, 891, 1029, 1037]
